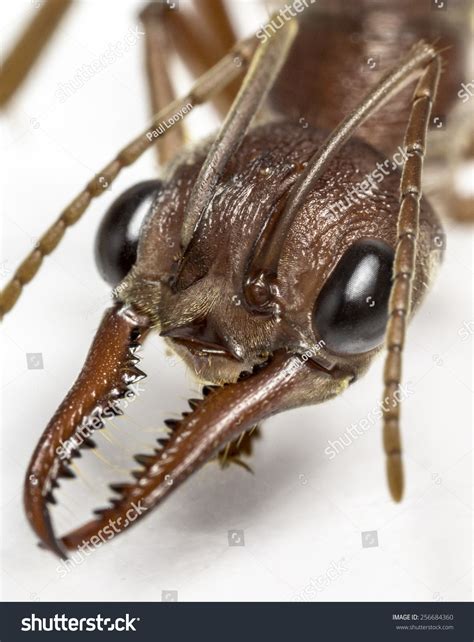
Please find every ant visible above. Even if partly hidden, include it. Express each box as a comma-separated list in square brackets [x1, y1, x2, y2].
[0, 0, 472, 557]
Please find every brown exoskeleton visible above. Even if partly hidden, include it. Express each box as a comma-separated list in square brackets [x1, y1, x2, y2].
[0, 0, 472, 558]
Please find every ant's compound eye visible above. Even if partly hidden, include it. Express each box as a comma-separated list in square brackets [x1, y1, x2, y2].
[94, 180, 161, 287]
[313, 239, 394, 355]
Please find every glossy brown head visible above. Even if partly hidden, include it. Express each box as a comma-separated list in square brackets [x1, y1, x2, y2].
[120, 120, 443, 386]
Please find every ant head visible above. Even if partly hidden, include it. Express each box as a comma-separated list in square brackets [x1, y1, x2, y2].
[119, 121, 441, 383]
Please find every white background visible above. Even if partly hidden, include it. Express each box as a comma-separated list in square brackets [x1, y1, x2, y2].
[1, 0, 472, 602]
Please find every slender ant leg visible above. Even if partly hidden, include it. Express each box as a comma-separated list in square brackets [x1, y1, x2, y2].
[165, 0, 240, 116]
[139, 3, 186, 165]
[0, 0, 73, 108]
[138, 0, 240, 165]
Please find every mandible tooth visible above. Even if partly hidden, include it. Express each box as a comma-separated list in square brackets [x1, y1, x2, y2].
[202, 385, 218, 396]
[109, 483, 131, 495]
[134, 453, 155, 467]
[130, 366, 146, 380]
[93, 507, 110, 517]
[58, 464, 75, 479]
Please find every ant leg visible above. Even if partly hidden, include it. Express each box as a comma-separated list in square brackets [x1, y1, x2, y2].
[165, 0, 240, 116]
[383, 56, 441, 502]
[139, 3, 185, 165]
[195, 0, 237, 53]
[0, 0, 72, 108]
[0, 33, 259, 320]
[138, 0, 239, 163]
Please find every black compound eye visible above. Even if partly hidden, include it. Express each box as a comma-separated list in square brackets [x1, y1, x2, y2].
[313, 239, 394, 355]
[95, 180, 161, 287]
